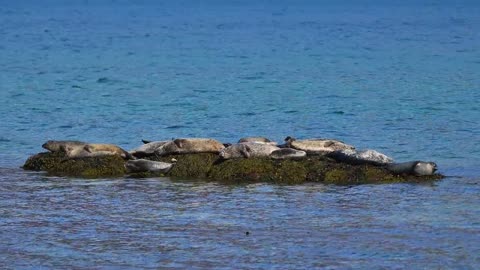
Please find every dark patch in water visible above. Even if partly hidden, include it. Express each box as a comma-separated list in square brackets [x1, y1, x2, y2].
[284, 110, 298, 114]
[166, 125, 186, 129]
[237, 112, 256, 116]
[10, 93, 25, 98]
[331, 111, 345, 115]
[71, 85, 82, 89]
[193, 89, 208, 93]
[58, 125, 73, 129]
[97, 77, 109, 83]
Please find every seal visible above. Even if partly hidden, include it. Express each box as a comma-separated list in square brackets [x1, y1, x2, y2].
[154, 138, 225, 156]
[125, 159, 176, 173]
[238, 137, 277, 145]
[83, 143, 135, 159]
[385, 161, 438, 176]
[219, 143, 280, 159]
[42, 140, 86, 152]
[270, 148, 307, 160]
[327, 149, 393, 165]
[284, 136, 355, 154]
[129, 140, 171, 158]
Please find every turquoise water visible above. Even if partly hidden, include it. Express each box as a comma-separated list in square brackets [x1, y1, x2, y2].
[1, 1, 479, 268]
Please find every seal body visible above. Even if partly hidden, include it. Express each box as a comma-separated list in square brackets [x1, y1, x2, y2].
[42, 140, 86, 152]
[129, 140, 170, 158]
[270, 148, 307, 160]
[219, 143, 280, 159]
[154, 138, 225, 156]
[386, 161, 437, 176]
[84, 144, 134, 159]
[285, 136, 355, 155]
[125, 159, 175, 173]
[328, 149, 393, 165]
[238, 137, 277, 145]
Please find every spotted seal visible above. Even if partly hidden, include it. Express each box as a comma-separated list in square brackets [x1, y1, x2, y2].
[42, 140, 86, 152]
[154, 138, 225, 156]
[327, 149, 393, 165]
[125, 159, 176, 173]
[219, 143, 280, 159]
[385, 161, 438, 176]
[270, 148, 307, 160]
[284, 136, 355, 155]
[238, 137, 277, 145]
[129, 140, 171, 158]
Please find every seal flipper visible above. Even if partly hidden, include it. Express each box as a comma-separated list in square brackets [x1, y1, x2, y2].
[141, 139, 152, 144]
[123, 150, 136, 160]
[240, 145, 251, 158]
[83, 145, 93, 153]
[173, 139, 185, 148]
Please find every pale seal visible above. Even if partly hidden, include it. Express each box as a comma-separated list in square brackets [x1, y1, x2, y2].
[125, 159, 176, 173]
[385, 161, 438, 176]
[238, 137, 277, 145]
[284, 136, 355, 155]
[42, 140, 86, 152]
[270, 148, 307, 160]
[129, 140, 171, 158]
[219, 143, 280, 159]
[327, 149, 393, 165]
[154, 138, 225, 156]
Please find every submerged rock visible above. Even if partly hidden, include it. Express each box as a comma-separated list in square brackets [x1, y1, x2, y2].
[22, 152, 443, 184]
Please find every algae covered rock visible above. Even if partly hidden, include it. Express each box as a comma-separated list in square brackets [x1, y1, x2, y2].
[209, 158, 308, 184]
[150, 153, 218, 178]
[22, 151, 443, 184]
[23, 152, 126, 178]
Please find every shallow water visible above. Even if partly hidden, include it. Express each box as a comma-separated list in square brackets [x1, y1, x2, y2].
[1, 1, 479, 268]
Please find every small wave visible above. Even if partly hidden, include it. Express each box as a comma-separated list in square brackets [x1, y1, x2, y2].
[166, 125, 186, 129]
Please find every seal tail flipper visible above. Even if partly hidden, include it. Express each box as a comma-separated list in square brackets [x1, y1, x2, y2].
[141, 139, 151, 144]
[124, 151, 136, 160]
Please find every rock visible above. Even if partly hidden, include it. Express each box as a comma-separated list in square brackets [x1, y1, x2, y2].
[22, 152, 443, 184]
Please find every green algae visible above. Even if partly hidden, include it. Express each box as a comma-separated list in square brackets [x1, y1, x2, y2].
[23, 152, 126, 178]
[151, 153, 218, 178]
[22, 152, 444, 184]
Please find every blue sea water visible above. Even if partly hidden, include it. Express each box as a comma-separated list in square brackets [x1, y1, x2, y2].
[0, 0, 479, 268]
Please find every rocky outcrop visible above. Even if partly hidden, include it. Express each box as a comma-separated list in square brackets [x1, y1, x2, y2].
[23, 152, 443, 184]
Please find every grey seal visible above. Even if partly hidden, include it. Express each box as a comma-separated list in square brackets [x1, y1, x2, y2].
[129, 140, 171, 158]
[125, 159, 176, 173]
[238, 137, 277, 145]
[154, 138, 225, 156]
[284, 136, 355, 154]
[385, 161, 438, 176]
[270, 148, 307, 160]
[219, 143, 280, 159]
[327, 149, 393, 165]
[42, 140, 86, 152]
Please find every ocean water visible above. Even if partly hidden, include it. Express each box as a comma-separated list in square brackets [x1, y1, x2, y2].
[0, 0, 479, 268]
